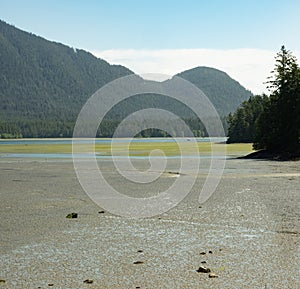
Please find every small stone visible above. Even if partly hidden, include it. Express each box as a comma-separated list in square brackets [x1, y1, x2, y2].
[133, 261, 144, 264]
[200, 252, 206, 255]
[137, 250, 143, 253]
[98, 211, 105, 214]
[83, 279, 94, 284]
[66, 212, 78, 219]
[208, 250, 213, 254]
[199, 206, 202, 208]
[0, 279, 5, 283]
[196, 266, 211, 273]
[200, 261, 207, 264]
[209, 273, 218, 278]
[48, 284, 54, 287]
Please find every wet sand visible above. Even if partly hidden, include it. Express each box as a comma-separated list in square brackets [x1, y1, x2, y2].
[0, 157, 299, 288]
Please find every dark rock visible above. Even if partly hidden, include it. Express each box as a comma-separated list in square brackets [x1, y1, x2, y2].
[133, 261, 144, 264]
[209, 273, 218, 278]
[137, 250, 143, 253]
[200, 261, 207, 264]
[0, 279, 5, 283]
[208, 250, 213, 254]
[48, 284, 54, 287]
[200, 252, 206, 255]
[196, 266, 211, 273]
[83, 279, 94, 284]
[98, 211, 105, 214]
[66, 212, 78, 219]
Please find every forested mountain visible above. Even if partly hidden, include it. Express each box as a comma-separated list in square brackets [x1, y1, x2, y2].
[0, 20, 133, 122]
[0, 20, 252, 138]
[176, 67, 252, 116]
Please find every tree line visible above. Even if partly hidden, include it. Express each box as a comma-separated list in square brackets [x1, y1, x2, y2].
[227, 46, 300, 155]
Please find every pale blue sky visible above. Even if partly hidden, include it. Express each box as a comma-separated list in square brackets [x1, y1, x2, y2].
[1, 0, 300, 51]
[1, 0, 300, 93]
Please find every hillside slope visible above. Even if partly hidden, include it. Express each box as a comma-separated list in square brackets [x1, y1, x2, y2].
[0, 20, 252, 137]
[176, 66, 252, 116]
[0, 20, 133, 121]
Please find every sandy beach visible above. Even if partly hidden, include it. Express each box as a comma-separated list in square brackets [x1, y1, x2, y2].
[0, 156, 299, 288]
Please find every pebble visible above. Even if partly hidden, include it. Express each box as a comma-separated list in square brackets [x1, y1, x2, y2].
[200, 261, 207, 264]
[66, 212, 78, 219]
[196, 266, 211, 273]
[133, 261, 144, 264]
[83, 279, 94, 284]
[209, 273, 219, 278]
[200, 252, 206, 255]
[208, 250, 213, 254]
[137, 250, 143, 253]
[0, 280, 5, 283]
[98, 211, 105, 214]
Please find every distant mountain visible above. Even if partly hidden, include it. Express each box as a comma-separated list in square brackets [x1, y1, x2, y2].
[0, 20, 252, 138]
[176, 67, 252, 116]
[0, 20, 133, 122]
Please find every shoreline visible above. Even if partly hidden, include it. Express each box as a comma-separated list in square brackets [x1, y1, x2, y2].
[240, 149, 300, 161]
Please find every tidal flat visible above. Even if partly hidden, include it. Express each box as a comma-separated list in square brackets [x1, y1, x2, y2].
[0, 142, 299, 288]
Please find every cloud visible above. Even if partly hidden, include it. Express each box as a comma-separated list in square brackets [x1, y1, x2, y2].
[92, 48, 300, 95]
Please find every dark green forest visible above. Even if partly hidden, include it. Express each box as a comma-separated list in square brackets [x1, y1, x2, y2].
[227, 46, 300, 157]
[227, 95, 269, 143]
[0, 20, 250, 138]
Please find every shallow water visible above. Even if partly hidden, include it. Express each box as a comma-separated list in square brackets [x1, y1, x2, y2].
[0, 137, 227, 145]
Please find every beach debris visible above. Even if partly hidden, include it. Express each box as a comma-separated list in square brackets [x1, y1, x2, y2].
[0, 279, 5, 283]
[83, 279, 94, 284]
[66, 212, 78, 219]
[209, 273, 218, 278]
[133, 261, 144, 264]
[196, 266, 211, 273]
[98, 210, 105, 214]
[200, 251, 206, 255]
[208, 250, 213, 254]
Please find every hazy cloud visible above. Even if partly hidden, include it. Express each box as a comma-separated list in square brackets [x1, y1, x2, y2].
[93, 48, 300, 95]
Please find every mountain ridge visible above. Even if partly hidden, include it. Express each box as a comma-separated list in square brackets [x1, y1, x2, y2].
[0, 19, 252, 137]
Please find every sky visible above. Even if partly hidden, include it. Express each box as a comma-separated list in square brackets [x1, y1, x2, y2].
[1, 0, 300, 94]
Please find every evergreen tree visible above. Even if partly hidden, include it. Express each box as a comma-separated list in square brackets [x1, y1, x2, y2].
[254, 46, 300, 152]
